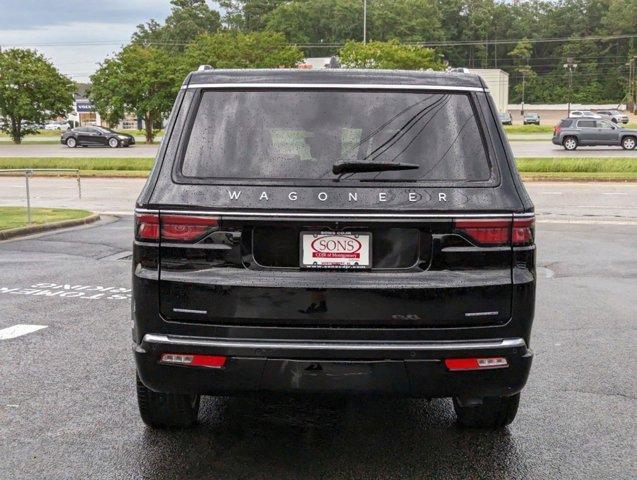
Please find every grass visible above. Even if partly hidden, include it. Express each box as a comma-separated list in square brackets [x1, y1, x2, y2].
[516, 157, 637, 173]
[0, 156, 635, 180]
[0, 157, 154, 171]
[520, 171, 637, 181]
[0, 206, 92, 231]
[504, 125, 554, 134]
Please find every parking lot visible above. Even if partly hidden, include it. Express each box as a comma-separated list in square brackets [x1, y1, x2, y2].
[0, 184, 636, 479]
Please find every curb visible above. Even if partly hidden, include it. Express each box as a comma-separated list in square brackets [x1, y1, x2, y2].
[0, 213, 100, 241]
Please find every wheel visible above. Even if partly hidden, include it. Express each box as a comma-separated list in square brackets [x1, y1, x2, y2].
[136, 374, 200, 428]
[453, 394, 520, 428]
[108, 137, 119, 148]
[563, 136, 578, 150]
[66, 137, 77, 148]
[621, 136, 636, 150]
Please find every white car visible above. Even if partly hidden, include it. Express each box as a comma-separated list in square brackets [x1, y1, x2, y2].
[44, 122, 68, 131]
[569, 110, 601, 119]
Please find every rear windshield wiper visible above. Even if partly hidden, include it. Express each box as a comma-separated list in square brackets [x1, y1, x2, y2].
[332, 161, 420, 175]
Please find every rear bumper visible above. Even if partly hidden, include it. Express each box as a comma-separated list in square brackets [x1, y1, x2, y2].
[135, 334, 533, 398]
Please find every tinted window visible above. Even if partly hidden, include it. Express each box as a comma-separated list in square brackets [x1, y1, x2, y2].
[559, 119, 573, 127]
[181, 90, 491, 182]
[578, 120, 596, 128]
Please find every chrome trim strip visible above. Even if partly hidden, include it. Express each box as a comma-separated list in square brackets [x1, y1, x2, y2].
[134, 208, 534, 220]
[181, 83, 486, 92]
[465, 311, 499, 317]
[173, 308, 208, 315]
[141, 334, 526, 352]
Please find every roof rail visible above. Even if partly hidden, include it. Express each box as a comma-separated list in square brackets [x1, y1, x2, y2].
[197, 65, 213, 72]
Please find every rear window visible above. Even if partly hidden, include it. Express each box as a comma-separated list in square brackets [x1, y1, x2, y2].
[180, 89, 492, 183]
[559, 119, 573, 127]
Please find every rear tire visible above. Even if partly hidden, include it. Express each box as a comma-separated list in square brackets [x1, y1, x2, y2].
[621, 136, 636, 150]
[136, 374, 200, 428]
[453, 394, 520, 428]
[563, 136, 578, 150]
[66, 137, 77, 148]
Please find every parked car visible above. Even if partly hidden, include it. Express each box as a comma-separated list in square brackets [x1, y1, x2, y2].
[552, 118, 636, 150]
[133, 68, 536, 429]
[569, 110, 601, 119]
[60, 126, 135, 148]
[595, 110, 629, 124]
[45, 121, 69, 131]
[523, 113, 540, 125]
[498, 112, 513, 125]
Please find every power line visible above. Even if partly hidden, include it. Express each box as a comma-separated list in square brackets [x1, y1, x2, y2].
[3, 33, 635, 49]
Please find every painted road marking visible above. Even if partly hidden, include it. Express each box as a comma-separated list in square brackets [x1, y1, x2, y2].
[0, 324, 47, 340]
[540, 192, 563, 195]
[0, 283, 131, 301]
[601, 192, 627, 195]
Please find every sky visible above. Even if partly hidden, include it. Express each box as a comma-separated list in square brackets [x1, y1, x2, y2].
[0, 1, 198, 82]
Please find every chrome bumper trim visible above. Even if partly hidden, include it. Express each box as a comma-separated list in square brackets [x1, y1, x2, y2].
[140, 334, 526, 352]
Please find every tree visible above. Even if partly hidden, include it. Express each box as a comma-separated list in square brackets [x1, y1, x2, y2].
[339, 40, 445, 70]
[219, 0, 281, 31]
[89, 45, 181, 143]
[183, 31, 304, 69]
[132, 0, 221, 52]
[508, 39, 535, 107]
[0, 49, 74, 144]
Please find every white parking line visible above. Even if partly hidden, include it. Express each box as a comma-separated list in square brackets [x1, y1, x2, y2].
[0, 324, 47, 340]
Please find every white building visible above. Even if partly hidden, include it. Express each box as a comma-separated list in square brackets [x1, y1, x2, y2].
[468, 69, 509, 113]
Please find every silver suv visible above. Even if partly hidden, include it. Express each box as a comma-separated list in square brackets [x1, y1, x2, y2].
[596, 110, 629, 124]
[552, 118, 637, 150]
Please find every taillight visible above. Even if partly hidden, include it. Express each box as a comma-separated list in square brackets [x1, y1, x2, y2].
[160, 214, 219, 242]
[445, 357, 508, 371]
[160, 353, 226, 368]
[134, 212, 220, 242]
[135, 213, 159, 241]
[454, 216, 534, 246]
[512, 217, 534, 245]
[454, 219, 511, 246]
[554, 125, 561, 135]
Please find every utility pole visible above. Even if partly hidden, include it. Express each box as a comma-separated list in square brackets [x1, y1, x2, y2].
[563, 57, 577, 117]
[363, 0, 367, 44]
[521, 72, 526, 116]
[629, 56, 637, 114]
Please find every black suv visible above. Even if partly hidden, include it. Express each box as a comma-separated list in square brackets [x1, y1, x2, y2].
[133, 68, 536, 429]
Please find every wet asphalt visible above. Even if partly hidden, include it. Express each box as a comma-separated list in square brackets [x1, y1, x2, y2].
[0, 217, 635, 479]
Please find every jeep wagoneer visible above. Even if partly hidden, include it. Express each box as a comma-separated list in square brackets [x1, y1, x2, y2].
[133, 67, 536, 429]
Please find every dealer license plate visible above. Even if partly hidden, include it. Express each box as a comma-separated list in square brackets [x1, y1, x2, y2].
[300, 231, 371, 269]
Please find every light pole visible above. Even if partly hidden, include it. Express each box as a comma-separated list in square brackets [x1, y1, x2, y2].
[363, 0, 367, 44]
[563, 57, 577, 117]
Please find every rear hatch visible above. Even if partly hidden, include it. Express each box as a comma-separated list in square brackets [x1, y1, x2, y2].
[145, 86, 530, 328]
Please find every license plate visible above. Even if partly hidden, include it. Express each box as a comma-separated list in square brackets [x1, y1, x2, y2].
[300, 231, 371, 269]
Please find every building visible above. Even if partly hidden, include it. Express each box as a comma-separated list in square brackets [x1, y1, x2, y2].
[468, 69, 509, 113]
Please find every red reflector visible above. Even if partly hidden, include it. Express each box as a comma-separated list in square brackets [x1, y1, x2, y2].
[135, 213, 159, 241]
[444, 357, 508, 371]
[160, 353, 226, 368]
[160, 214, 220, 242]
